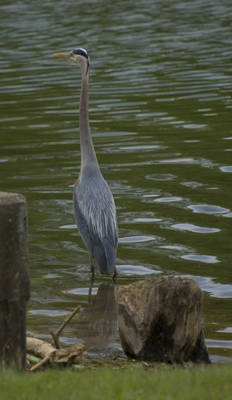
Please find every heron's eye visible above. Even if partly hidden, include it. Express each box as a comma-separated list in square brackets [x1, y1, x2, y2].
[73, 48, 88, 59]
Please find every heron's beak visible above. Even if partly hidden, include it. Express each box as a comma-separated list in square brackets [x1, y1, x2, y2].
[53, 53, 70, 59]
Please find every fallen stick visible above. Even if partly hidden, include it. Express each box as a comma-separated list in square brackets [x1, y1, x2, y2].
[50, 305, 81, 349]
[26, 336, 84, 372]
[30, 354, 51, 373]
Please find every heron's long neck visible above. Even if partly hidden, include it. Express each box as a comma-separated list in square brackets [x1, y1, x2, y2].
[79, 70, 98, 172]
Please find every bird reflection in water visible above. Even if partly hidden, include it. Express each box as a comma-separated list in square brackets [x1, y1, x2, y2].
[76, 283, 118, 352]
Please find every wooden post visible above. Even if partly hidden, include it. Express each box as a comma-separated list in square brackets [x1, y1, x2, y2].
[0, 192, 30, 370]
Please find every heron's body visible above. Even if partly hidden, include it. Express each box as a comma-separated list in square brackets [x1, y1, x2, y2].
[54, 48, 118, 278]
[74, 163, 117, 275]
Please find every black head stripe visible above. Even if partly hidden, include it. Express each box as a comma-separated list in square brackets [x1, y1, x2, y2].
[73, 48, 88, 59]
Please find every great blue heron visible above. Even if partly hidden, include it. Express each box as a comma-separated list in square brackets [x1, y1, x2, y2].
[53, 48, 118, 280]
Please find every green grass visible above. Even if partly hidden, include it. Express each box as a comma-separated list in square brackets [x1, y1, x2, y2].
[1, 364, 232, 400]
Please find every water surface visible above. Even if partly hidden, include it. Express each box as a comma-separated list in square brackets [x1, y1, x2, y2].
[1, 0, 232, 361]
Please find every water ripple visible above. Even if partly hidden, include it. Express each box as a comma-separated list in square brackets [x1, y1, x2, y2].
[66, 288, 98, 296]
[117, 264, 159, 276]
[220, 166, 232, 173]
[171, 223, 220, 234]
[194, 276, 232, 299]
[146, 173, 177, 181]
[181, 254, 219, 264]
[119, 235, 155, 244]
[188, 204, 230, 215]
[154, 196, 183, 203]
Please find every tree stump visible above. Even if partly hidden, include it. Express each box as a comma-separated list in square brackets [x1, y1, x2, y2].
[0, 192, 30, 369]
[116, 276, 210, 364]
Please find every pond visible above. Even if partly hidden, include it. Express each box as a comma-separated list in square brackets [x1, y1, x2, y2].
[1, 0, 232, 362]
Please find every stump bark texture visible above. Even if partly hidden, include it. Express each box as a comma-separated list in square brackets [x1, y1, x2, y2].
[0, 192, 30, 369]
[116, 276, 210, 364]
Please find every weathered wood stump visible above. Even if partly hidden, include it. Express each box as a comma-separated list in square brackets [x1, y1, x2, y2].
[116, 276, 210, 364]
[0, 192, 30, 369]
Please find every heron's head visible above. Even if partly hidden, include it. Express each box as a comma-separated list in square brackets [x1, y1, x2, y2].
[53, 48, 89, 73]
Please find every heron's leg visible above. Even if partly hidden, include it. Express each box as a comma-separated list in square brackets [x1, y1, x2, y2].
[112, 268, 118, 283]
[88, 279, 94, 305]
[90, 256, 95, 282]
[88, 257, 95, 304]
[91, 264, 95, 281]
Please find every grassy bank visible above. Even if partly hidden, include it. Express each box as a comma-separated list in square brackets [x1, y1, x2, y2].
[1, 364, 232, 400]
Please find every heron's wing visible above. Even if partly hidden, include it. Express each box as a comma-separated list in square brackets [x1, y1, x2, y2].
[74, 177, 117, 243]
[73, 188, 93, 252]
[101, 237, 117, 274]
[73, 176, 118, 273]
[74, 195, 109, 272]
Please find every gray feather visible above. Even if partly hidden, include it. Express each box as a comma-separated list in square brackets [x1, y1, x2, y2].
[73, 163, 118, 275]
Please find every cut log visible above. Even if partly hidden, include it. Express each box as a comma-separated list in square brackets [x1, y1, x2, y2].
[116, 276, 210, 364]
[0, 192, 30, 369]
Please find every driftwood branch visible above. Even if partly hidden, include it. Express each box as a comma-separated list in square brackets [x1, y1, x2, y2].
[30, 354, 51, 373]
[27, 306, 82, 372]
[50, 305, 81, 349]
[26, 337, 84, 372]
[27, 337, 56, 359]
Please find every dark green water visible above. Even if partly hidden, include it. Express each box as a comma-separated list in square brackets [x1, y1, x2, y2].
[1, 0, 232, 361]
